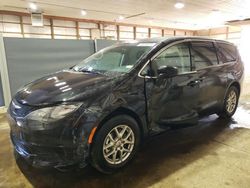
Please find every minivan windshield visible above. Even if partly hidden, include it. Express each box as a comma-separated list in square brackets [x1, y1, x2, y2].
[73, 43, 156, 75]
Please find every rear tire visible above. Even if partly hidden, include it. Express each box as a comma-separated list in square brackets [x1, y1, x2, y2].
[90, 115, 140, 174]
[218, 86, 239, 119]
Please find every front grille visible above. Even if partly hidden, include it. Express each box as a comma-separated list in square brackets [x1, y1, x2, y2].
[11, 133, 77, 166]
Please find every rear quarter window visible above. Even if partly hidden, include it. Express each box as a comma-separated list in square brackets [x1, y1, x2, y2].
[216, 42, 237, 63]
[190, 41, 218, 70]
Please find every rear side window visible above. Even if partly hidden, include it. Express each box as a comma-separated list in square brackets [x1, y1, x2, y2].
[216, 43, 237, 63]
[190, 41, 218, 70]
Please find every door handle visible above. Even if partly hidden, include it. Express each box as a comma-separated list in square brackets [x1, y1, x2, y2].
[187, 80, 201, 87]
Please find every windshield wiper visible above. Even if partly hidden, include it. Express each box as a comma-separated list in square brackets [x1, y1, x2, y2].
[78, 69, 103, 75]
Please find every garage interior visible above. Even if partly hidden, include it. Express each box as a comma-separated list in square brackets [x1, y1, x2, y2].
[0, 0, 250, 187]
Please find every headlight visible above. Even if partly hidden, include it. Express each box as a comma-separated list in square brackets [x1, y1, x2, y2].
[25, 103, 82, 130]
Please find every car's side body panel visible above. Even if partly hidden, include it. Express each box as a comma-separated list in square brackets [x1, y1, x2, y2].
[139, 38, 244, 134]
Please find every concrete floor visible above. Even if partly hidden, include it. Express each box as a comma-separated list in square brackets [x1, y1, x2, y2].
[1, 97, 250, 187]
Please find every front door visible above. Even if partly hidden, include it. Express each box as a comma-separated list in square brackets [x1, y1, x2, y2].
[144, 41, 200, 132]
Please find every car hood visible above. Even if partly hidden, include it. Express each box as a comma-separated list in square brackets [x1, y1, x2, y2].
[14, 70, 118, 106]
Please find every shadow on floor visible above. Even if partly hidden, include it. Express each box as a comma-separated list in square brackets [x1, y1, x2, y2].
[15, 115, 234, 188]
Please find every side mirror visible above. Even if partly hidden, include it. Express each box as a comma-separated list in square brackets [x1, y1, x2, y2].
[157, 66, 178, 78]
[69, 65, 75, 70]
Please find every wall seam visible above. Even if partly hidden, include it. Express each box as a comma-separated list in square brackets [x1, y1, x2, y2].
[0, 35, 11, 107]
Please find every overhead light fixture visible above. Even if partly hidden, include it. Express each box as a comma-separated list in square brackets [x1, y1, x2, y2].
[206, 9, 225, 28]
[210, 9, 221, 17]
[81, 10, 87, 16]
[238, 15, 246, 20]
[118, 15, 125, 20]
[174, 1, 185, 9]
[29, 2, 37, 11]
[209, 10, 221, 20]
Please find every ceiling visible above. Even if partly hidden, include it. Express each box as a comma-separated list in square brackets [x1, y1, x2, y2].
[0, 0, 249, 30]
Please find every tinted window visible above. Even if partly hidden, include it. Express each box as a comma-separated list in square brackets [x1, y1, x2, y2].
[190, 42, 218, 70]
[153, 43, 191, 73]
[216, 43, 237, 63]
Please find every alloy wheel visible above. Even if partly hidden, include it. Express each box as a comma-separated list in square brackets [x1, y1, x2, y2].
[103, 125, 135, 165]
[226, 90, 237, 114]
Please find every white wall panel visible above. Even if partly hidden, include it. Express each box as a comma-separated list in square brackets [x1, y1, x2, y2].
[24, 34, 51, 39]
[136, 32, 148, 39]
[0, 22, 3, 32]
[151, 28, 161, 34]
[54, 35, 77, 39]
[175, 30, 185, 36]
[120, 31, 133, 39]
[120, 26, 133, 32]
[78, 22, 98, 28]
[54, 27, 76, 35]
[22, 16, 31, 24]
[136, 27, 148, 32]
[103, 24, 116, 30]
[79, 29, 90, 36]
[151, 33, 161, 38]
[186, 31, 194, 36]
[53, 20, 75, 27]
[164, 29, 174, 36]
[23, 25, 51, 34]
[228, 32, 241, 39]
[3, 23, 21, 33]
[210, 34, 226, 39]
[3, 15, 19, 22]
[2, 33, 22, 37]
[104, 30, 116, 38]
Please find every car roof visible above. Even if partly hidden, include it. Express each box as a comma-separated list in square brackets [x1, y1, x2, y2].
[121, 36, 234, 46]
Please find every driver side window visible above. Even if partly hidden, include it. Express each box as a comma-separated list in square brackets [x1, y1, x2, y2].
[153, 42, 191, 74]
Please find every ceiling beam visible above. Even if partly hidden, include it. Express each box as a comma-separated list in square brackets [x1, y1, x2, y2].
[0, 10, 195, 32]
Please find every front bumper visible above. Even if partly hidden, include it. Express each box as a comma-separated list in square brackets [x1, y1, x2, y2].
[7, 102, 97, 168]
[10, 132, 78, 167]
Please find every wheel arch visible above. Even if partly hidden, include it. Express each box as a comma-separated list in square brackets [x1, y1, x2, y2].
[224, 81, 241, 99]
[230, 81, 241, 95]
[94, 107, 148, 143]
[222, 81, 241, 103]
[218, 81, 241, 118]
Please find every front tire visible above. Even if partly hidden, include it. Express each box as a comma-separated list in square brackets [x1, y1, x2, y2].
[218, 86, 239, 119]
[90, 115, 140, 174]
